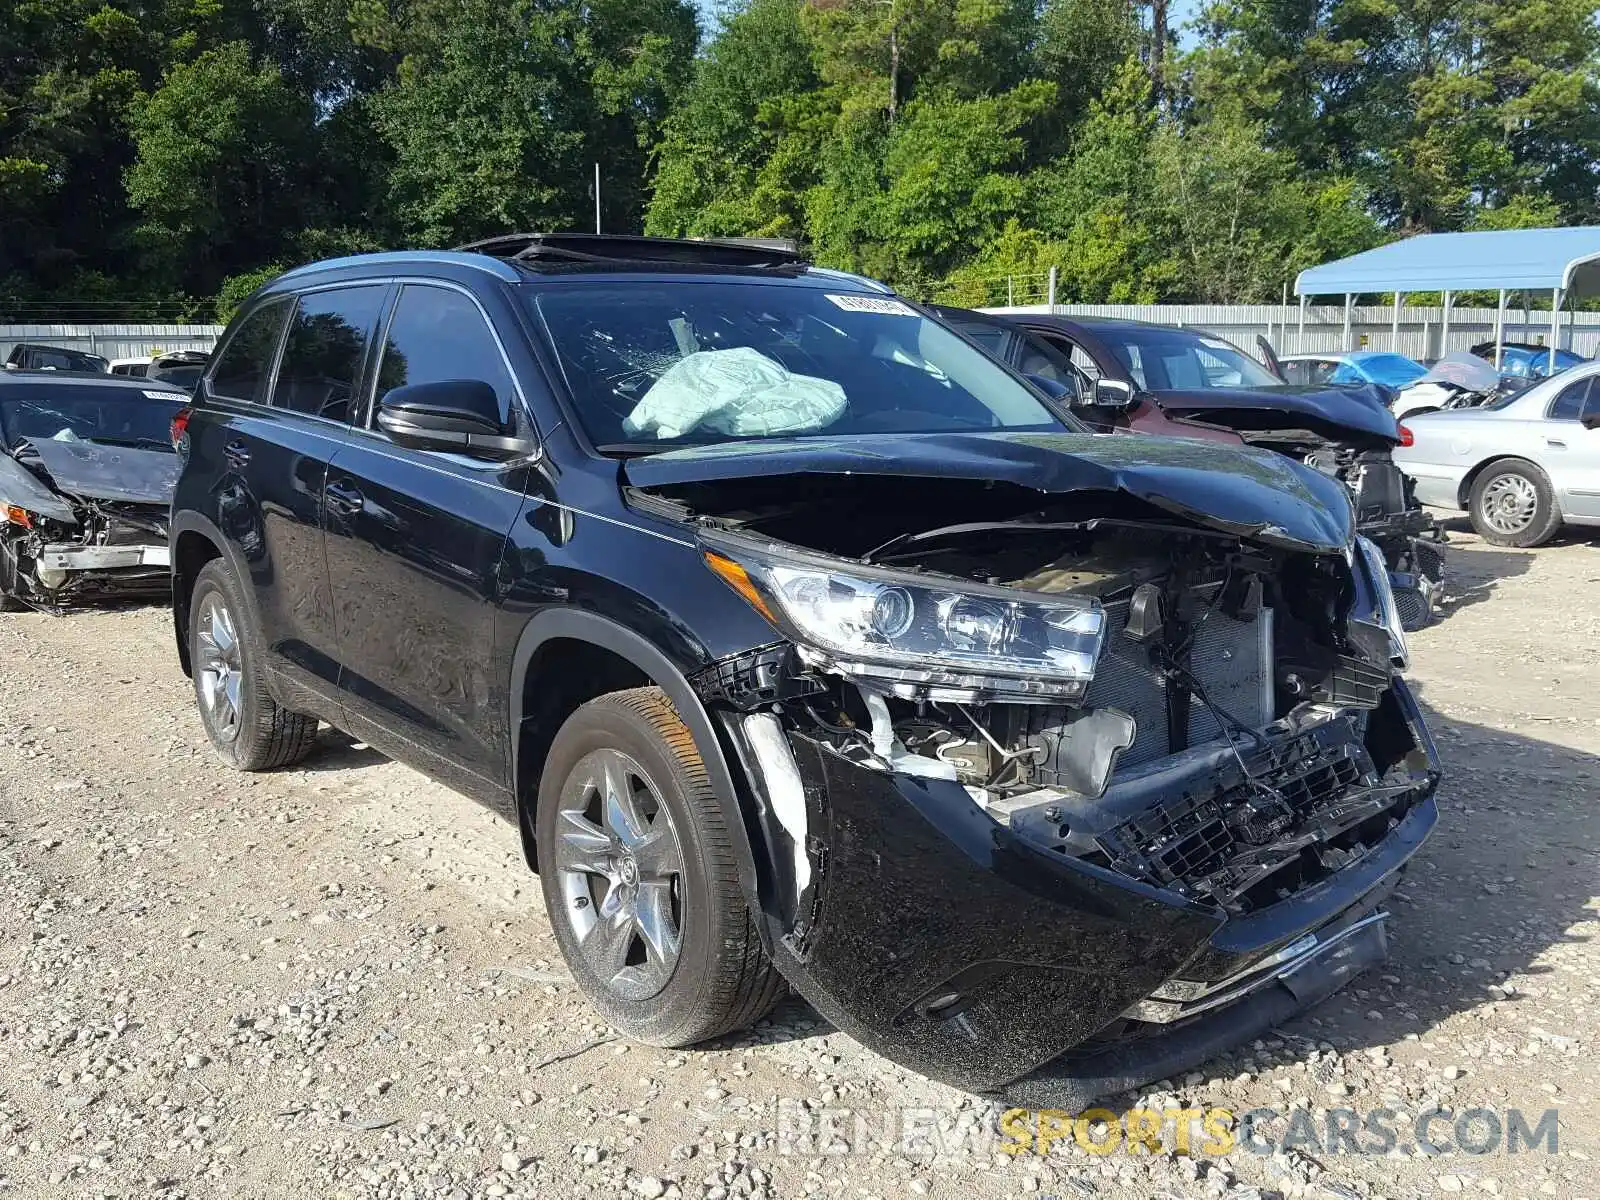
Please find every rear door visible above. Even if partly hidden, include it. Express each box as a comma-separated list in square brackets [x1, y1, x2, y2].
[321, 282, 527, 792]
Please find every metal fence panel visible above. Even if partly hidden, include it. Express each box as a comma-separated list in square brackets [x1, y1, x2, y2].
[981, 304, 1600, 360]
[0, 324, 223, 364]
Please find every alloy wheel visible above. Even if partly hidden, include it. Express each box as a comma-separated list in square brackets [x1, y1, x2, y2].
[553, 748, 686, 1002]
[195, 594, 243, 742]
[1480, 473, 1538, 536]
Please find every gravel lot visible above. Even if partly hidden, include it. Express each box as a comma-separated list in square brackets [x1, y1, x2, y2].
[1, 522, 1596, 1200]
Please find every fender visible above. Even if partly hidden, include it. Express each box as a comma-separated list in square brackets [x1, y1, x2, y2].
[508, 608, 768, 923]
[168, 509, 266, 678]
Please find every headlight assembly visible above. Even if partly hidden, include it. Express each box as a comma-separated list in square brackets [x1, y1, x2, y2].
[701, 533, 1106, 701]
[1354, 535, 1409, 670]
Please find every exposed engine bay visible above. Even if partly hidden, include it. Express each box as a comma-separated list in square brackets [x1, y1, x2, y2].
[1167, 412, 1446, 630]
[645, 473, 1436, 920]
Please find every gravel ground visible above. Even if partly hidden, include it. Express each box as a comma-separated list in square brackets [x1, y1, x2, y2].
[0, 522, 1596, 1200]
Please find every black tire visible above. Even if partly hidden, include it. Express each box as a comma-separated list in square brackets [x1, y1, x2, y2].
[536, 687, 784, 1047]
[1468, 458, 1562, 548]
[0, 538, 21, 612]
[188, 559, 319, 770]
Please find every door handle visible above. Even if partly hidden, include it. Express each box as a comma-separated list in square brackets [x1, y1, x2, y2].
[1546, 438, 1567, 449]
[324, 480, 365, 515]
[224, 439, 250, 468]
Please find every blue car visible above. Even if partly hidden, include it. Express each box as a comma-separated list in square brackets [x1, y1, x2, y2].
[1471, 342, 1586, 380]
[1279, 351, 1430, 391]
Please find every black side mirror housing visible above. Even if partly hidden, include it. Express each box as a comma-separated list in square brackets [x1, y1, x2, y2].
[1024, 373, 1075, 402]
[376, 380, 535, 458]
[1581, 408, 1600, 431]
[1088, 378, 1136, 410]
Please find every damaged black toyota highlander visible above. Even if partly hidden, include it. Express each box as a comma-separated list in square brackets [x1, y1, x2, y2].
[170, 238, 1440, 1109]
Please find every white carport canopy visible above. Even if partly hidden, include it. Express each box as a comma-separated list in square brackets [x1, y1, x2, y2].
[1292, 226, 1600, 370]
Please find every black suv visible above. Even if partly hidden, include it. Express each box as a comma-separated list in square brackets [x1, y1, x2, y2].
[169, 235, 1441, 1106]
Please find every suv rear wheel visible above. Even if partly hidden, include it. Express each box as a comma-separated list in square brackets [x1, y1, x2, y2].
[189, 560, 319, 770]
[537, 688, 784, 1046]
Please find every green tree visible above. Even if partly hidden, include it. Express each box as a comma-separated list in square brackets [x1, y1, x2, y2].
[645, 0, 821, 238]
[366, 0, 695, 246]
[126, 42, 322, 292]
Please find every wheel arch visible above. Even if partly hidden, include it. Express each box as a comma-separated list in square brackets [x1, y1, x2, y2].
[509, 609, 767, 922]
[170, 512, 257, 677]
[1456, 454, 1555, 512]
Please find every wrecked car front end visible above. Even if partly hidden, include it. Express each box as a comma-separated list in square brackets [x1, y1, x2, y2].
[1152, 394, 1447, 631]
[631, 433, 1440, 1105]
[1, 431, 178, 611]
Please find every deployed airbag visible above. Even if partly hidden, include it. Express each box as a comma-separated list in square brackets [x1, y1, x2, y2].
[623, 347, 847, 440]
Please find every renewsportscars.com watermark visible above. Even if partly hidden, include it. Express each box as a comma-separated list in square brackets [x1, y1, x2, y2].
[768, 1101, 1560, 1161]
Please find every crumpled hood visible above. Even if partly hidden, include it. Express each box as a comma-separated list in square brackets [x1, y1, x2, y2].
[23, 438, 180, 505]
[1153, 383, 1400, 445]
[624, 431, 1355, 553]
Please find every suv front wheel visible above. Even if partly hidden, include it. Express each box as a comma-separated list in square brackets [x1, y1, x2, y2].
[537, 688, 784, 1046]
[188, 559, 320, 770]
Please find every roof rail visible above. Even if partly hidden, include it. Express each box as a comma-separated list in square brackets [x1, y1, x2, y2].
[453, 232, 807, 269]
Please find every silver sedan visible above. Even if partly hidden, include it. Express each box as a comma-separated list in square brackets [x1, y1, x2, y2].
[1394, 360, 1600, 546]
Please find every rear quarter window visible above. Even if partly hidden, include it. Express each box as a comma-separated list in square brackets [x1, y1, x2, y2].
[210, 299, 292, 403]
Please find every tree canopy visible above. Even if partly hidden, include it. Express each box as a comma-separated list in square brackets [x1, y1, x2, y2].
[2, 0, 1597, 319]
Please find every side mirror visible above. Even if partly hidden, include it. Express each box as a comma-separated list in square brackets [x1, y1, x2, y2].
[1024, 373, 1074, 402]
[376, 380, 534, 458]
[1581, 399, 1600, 430]
[1089, 378, 1136, 410]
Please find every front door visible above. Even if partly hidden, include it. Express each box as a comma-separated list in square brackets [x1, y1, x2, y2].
[1548, 375, 1600, 518]
[321, 283, 527, 792]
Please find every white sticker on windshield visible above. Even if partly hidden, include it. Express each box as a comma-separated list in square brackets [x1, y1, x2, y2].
[143, 390, 186, 401]
[825, 294, 918, 317]
[1199, 338, 1235, 351]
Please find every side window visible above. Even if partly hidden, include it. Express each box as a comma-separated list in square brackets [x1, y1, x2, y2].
[374, 285, 518, 426]
[271, 286, 387, 422]
[1548, 376, 1591, 421]
[947, 320, 1011, 359]
[1280, 361, 1309, 386]
[1037, 332, 1101, 382]
[1015, 336, 1083, 398]
[211, 299, 291, 403]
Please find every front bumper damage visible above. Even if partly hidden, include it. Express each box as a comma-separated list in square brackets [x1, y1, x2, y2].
[705, 665, 1439, 1105]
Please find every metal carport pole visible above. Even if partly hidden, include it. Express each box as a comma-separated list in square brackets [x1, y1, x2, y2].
[1392, 292, 1403, 352]
[1494, 290, 1506, 370]
[1440, 291, 1453, 355]
[1298, 294, 1307, 352]
[1341, 294, 1353, 351]
[1551, 288, 1562, 374]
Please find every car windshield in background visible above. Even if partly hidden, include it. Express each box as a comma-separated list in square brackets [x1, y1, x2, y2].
[0, 389, 186, 451]
[527, 283, 1071, 449]
[1094, 326, 1281, 391]
[1354, 354, 1427, 388]
[149, 364, 205, 390]
[1498, 346, 1584, 379]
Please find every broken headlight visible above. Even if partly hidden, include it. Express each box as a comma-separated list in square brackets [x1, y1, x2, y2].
[701, 533, 1106, 701]
[1354, 535, 1409, 670]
